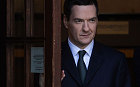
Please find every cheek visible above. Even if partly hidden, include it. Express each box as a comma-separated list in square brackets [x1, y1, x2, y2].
[90, 24, 97, 32]
[70, 29, 79, 38]
[70, 24, 81, 35]
[68, 27, 77, 39]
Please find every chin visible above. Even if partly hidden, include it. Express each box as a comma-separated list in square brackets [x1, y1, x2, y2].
[80, 40, 92, 46]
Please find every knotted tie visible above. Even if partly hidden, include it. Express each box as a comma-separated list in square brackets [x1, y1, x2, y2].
[77, 50, 87, 84]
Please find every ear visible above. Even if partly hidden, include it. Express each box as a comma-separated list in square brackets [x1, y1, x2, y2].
[63, 15, 68, 29]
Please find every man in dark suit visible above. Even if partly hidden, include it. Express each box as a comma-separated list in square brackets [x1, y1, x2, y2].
[61, 0, 131, 87]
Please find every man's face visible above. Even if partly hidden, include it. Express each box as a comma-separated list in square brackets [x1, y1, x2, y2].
[64, 5, 98, 49]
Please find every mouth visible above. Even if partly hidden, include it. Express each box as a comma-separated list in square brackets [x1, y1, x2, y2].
[80, 33, 91, 36]
[80, 33, 91, 37]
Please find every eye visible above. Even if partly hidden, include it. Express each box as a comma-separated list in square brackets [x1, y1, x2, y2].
[74, 19, 83, 24]
[88, 18, 96, 23]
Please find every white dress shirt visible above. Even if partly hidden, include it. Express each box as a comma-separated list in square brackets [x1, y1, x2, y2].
[68, 38, 94, 69]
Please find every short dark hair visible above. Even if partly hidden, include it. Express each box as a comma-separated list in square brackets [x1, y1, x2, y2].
[64, 0, 98, 21]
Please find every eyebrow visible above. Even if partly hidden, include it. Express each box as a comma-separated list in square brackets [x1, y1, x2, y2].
[73, 18, 83, 21]
[88, 17, 97, 20]
[73, 17, 97, 21]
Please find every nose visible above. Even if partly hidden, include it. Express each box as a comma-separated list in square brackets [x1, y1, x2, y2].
[82, 21, 89, 32]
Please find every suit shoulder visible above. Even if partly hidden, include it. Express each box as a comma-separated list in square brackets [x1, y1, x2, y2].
[61, 41, 69, 56]
[95, 42, 125, 58]
[61, 41, 68, 51]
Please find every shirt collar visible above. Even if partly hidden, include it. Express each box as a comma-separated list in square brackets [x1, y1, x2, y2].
[68, 38, 94, 57]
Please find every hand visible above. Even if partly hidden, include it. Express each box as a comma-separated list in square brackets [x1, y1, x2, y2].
[61, 70, 65, 81]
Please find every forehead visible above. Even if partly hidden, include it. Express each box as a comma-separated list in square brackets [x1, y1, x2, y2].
[70, 5, 97, 19]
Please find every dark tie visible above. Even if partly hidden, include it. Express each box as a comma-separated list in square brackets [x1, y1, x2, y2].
[77, 50, 87, 84]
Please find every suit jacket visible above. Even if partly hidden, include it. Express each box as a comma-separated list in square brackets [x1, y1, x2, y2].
[134, 47, 140, 87]
[61, 41, 131, 87]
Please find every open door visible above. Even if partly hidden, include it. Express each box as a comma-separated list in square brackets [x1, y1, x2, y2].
[1, 0, 61, 87]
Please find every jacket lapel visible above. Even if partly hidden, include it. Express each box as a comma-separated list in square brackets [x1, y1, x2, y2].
[84, 42, 104, 86]
[62, 42, 82, 86]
